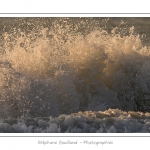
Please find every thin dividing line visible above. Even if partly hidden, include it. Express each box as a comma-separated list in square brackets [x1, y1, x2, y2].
[0, 136, 150, 137]
[0, 13, 150, 14]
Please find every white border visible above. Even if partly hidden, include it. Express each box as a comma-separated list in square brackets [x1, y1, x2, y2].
[0, 14, 150, 17]
[0, 0, 150, 14]
[0, 0, 150, 148]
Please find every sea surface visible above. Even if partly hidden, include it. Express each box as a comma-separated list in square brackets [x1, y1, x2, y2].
[0, 17, 150, 132]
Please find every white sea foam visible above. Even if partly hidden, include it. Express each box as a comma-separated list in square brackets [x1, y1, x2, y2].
[0, 109, 150, 133]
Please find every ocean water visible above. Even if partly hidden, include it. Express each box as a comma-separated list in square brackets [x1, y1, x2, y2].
[0, 17, 150, 133]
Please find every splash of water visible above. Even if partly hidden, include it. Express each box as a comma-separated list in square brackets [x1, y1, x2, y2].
[1, 18, 150, 119]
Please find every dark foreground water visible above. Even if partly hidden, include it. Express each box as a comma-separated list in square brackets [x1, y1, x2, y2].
[0, 17, 150, 132]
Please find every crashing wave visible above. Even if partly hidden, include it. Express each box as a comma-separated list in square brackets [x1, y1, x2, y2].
[0, 18, 150, 132]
